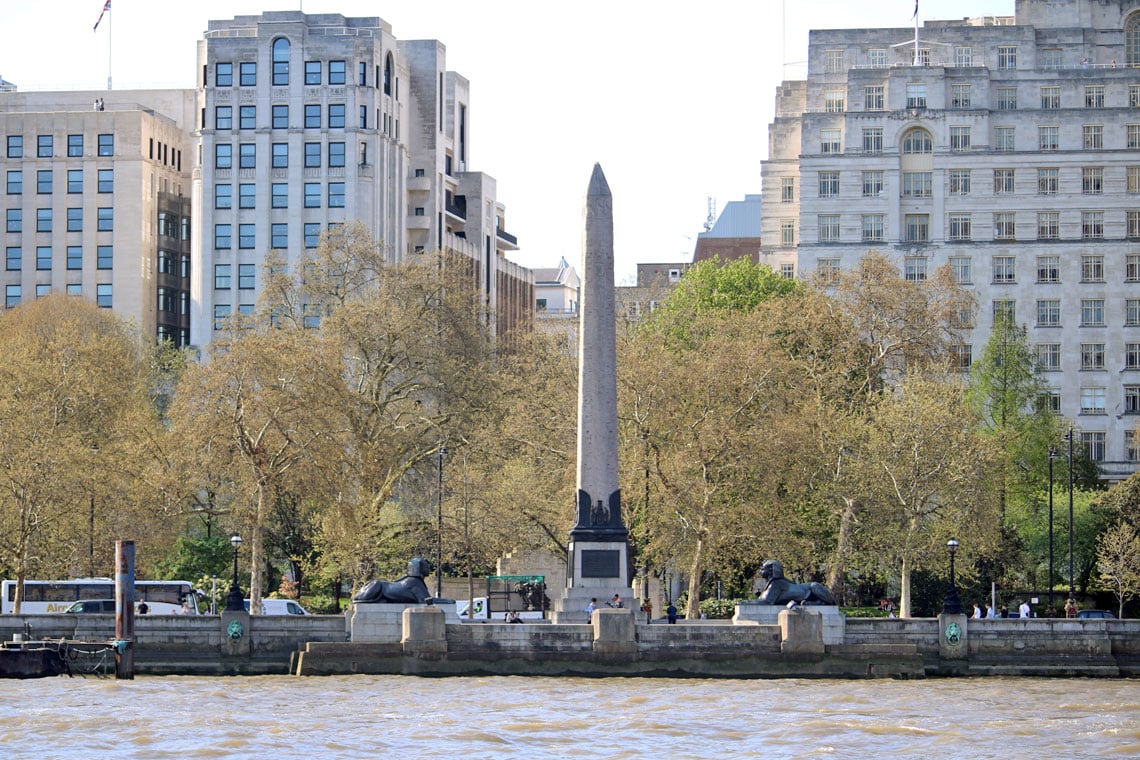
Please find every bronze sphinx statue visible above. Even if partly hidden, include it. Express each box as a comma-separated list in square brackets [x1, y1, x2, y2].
[352, 557, 436, 604]
[752, 559, 836, 606]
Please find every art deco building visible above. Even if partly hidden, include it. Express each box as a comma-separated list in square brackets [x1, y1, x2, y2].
[761, 0, 1140, 478]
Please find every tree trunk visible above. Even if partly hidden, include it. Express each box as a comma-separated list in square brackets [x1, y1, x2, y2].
[686, 535, 705, 620]
[249, 482, 266, 614]
[900, 555, 912, 619]
[826, 497, 856, 598]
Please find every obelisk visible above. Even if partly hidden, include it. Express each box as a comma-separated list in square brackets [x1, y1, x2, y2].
[553, 164, 632, 623]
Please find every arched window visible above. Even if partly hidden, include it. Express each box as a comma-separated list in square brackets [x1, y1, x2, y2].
[272, 38, 290, 86]
[902, 128, 932, 154]
[1127, 13, 1140, 67]
[384, 52, 393, 96]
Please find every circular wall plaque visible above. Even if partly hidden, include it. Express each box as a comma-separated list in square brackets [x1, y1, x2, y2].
[944, 622, 962, 645]
[227, 619, 245, 640]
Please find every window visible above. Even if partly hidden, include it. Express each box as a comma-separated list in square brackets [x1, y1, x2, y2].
[862, 214, 884, 242]
[824, 49, 844, 73]
[238, 183, 255, 209]
[213, 304, 232, 331]
[1037, 168, 1058, 195]
[824, 90, 844, 112]
[1039, 126, 1059, 151]
[864, 86, 884, 110]
[1037, 255, 1060, 282]
[950, 256, 972, 284]
[328, 182, 345, 208]
[239, 106, 256, 130]
[272, 183, 288, 208]
[868, 49, 887, 68]
[904, 214, 929, 242]
[329, 142, 345, 168]
[862, 128, 882, 153]
[1037, 343, 1061, 371]
[5, 209, 20, 232]
[993, 300, 1016, 322]
[1081, 298, 1105, 326]
[948, 213, 972, 241]
[215, 224, 232, 249]
[272, 38, 289, 85]
[5, 247, 19, 271]
[216, 106, 232, 130]
[951, 344, 972, 372]
[902, 128, 932, 153]
[97, 134, 113, 157]
[304, 222, 320, 248]
[304, 183, 320, 208]
[216, 144, 232, 169]
[1080, 390, 1106, 417]
[5, 170, 19, 194]
[97, 245, 112, 270]
[272, 105, 288, 129]
[1041, 86, 1060, 110]
[1130, 211, 1140, 240]
[950, 126, 971, 152]
[1131, 167, 1140, 194]
[216, 62, 233, 87]
[781, 177, 795, 203]
[214, 264, 232, 289]
[305, 60, 321, 85]
[1083, 125, 1103, 149]
[949, 169, 971, 195]
[1041, 48, 1062, 69]
[1129, 125, 1140, 150]
[993, 169, 1015, 195]
[1128, 254, 1140, 281]
[5, 285, 20, 309]
[902, 172, 932, 197]
[97, 207, 112, 231]
[239, 143, 255, 169]
[905, 256, 928, 282]
[951, 84, 971, 109]
[820, 129, 840, 154]
[240, 61, 256, 86]
[36, 246, 51, 269]
[1128, 299, 1140, 327]
[780, 219, 795, 246]
[993, 212, 1015, 240]
[997, 46, 1017, 69]
[818, 171, 839, 197]
[329, 59, 346, 85]
[67, 134, 83, 157]
[37, 135, 52, 157]
[6, 135, 21, 158]
[97, 169, 113, 193]
[1081, 255, 1104, 282]
[817, 259, 840, 285]
[1082, 167, 1103, 194]
[36, 208, 51, 232]
[1082, 211, 1104, 239]
[994, 127, 1015, 152]
[954, 46, 972, 67]
[1085, 85, 1105, 109]
[67, 169, 82, 193]
[215, 184, 232, 209]
[238, 223, 255, 249]
[996, 87, 1017, 110]
[862, 171, 883, 197]
[818, 215, 840, 242]
[1128, 430, 1140, 461]
[993, 256, 1015, 284]
[305, 142, 320, 167]
[304, 105, 320, 129]
[906, 83, 927, 109]
[272, 142, 288, 168]
[67, 207, 82, 232]
[1133, 84, 1140, 107]
[239, 263, 256, 289]
[328, 104, 345, 128]
[1038, 299, 1061, 327]
[271, 223, 288, 249]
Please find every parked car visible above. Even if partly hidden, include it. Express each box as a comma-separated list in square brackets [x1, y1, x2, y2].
[1076, 609, 1116, 619]
[243, 598, 310, 615]
[62, 599, 116, 614]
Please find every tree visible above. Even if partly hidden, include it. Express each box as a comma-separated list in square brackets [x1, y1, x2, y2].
[1096, 520, 1140, 618]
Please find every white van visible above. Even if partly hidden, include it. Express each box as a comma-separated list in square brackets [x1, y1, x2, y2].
[244, 599, 310, 615]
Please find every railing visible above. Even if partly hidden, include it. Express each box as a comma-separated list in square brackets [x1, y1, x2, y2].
[496, 228, 518, 246]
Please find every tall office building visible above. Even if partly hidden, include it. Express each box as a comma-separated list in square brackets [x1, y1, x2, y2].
[0, 89, 196, 344]
[193, 12, 529, 347]
[761, 0, 1140, 478]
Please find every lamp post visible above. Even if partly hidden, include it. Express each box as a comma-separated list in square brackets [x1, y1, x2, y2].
[1048, 446, 1058, 615]
[436, 446, 447, 598]
[1065, 424, 1075, 603]
[943, 539, 963, 615]
[224, 534, 244, 612]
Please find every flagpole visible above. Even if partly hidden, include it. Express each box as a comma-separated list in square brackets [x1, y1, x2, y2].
[107, 6, 112, 90]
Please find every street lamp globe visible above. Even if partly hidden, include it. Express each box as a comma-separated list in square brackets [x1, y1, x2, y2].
[224, 534, 244, 612]
[943, 539, 963, 615]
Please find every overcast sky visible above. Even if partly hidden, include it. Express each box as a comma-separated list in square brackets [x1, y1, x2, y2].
[1, 0, 1013, 282]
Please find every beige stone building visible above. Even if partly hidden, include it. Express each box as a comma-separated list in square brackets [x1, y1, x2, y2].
[762, 0, 1140, 478]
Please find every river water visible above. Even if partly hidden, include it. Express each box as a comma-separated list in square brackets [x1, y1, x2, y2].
[2, 675, 1137, 758]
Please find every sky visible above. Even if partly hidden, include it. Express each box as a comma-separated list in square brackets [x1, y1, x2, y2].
[1, 0, 1013, 283]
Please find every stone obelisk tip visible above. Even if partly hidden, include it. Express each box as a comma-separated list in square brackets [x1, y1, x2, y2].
[588, 163, 610, 198]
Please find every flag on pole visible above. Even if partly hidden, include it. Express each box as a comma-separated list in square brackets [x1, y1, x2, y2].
[913, 0, 919, 19]
[94, 0, 111, 32]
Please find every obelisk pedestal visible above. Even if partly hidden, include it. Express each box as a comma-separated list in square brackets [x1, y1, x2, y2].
[552, 164, 633, 624]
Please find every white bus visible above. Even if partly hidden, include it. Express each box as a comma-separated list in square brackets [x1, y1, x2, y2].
[1, 578, 200, 614]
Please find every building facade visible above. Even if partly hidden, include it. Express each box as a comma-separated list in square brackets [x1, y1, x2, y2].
[762, 0, 1140, 478]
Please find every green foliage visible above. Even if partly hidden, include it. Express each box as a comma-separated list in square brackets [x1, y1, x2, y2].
[697, 597, 740, 619]
[152, 535, 233, 581]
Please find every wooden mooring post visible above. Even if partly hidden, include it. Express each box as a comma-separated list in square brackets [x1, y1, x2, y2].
[114, 540, 135, 679]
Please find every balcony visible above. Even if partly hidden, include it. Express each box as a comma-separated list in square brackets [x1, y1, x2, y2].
[444, 193, 466, 221]
[496, 227, 518, 250]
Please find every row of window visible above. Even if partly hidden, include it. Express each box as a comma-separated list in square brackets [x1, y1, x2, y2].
[815, 166, 1140, 198]
[212, 41, 396, 95]
[213, 219, 336, 250]
[214, 103, 360, 130]
[214, 141, 348, 170]
[4, 245, 113, 270]
[213, 182, 345, 213]
[5, 207, 113, 233]
[824, 41, 1140, 73]
[6, 134, 113, 159]
[832, 83, 1140, 114]
[795, 210, 1137, 245]
[818, 124, 1131, 155]
[6, 168, 114, 194]
[819, 252, 1140, 287]
[4, 283, 112, 309]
